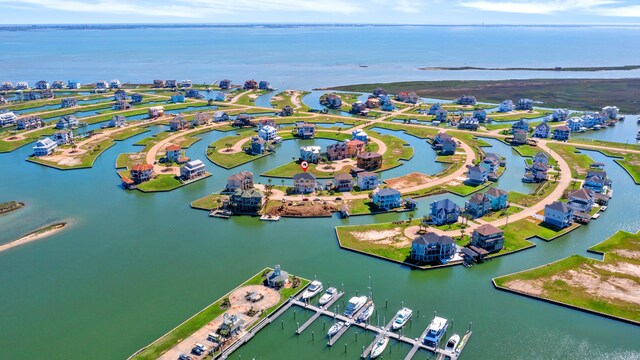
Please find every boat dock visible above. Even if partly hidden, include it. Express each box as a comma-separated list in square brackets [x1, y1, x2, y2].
[295, 291, 345, 335]
[434, 331, 473, 360]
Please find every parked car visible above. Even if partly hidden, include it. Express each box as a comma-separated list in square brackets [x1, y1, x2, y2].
[178, 354, 193, 360]
[191, 343, 207, 355]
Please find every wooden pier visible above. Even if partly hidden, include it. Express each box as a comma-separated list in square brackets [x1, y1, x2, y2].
[296, 291, 344, 334]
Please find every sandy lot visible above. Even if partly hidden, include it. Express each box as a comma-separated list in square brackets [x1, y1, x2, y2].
[351, 227, 411, 247]
[385, 172, 433, 189]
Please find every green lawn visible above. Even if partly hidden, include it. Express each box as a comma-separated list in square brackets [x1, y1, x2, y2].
[594, 149, 640, 184]
[191, 194, 227, 211]
[206, 130, 270, 169]
[27, 138, 115, 170]
[445, 181, 492, 196]
[335, 222, 414, 263]
[508, 181, 559, 207]
[547, 144, 594, 178]
[488, 109, 553, 122]
[110, 126, 150, 141]
[501, 216, 578, 244]
[131, 268, 309, 360]
[0, 127, 57, 153]
[367, 122, 438, 139]
[493, 230, 640, 324]
[270, 91, 311, 111]
[235, 90, 269, 106]
[137, 174, 184, 192]
[480, 206, 522, 222]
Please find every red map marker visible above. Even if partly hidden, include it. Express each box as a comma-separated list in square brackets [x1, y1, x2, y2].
[300, 161, 309, 172]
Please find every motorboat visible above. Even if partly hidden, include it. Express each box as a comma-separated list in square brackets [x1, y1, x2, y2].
[423, 316, 449, 347]
[392, 307, 412, 330]
[370, 336, 389, 358]
[600, 206, 608, 212]
[327, 321, 345, 337]
[593, 124, 602, 130]
[445, 334, 460, 352]
[356, 302, 375, 323]
[343, 296, 367, 318]
[318, 287, 338, 306]
[301, 280, 323, 300]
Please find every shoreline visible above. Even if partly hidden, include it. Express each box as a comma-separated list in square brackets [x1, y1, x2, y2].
[0, 222, 67, 253]
[0, 201, 25, 215]
[418, 65, 640, 72]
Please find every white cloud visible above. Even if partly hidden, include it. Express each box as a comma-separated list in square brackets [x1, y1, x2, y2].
[0, 0, 364, 18]
[596, 5, 640, 17]
[393, 0, 422, 14]
[459, 0, 617, 15]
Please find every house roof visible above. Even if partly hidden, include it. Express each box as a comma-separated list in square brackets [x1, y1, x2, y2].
[412, 233, 455, 246]
[468, 165, 485, 174]
[346, 139, 365, 146]
[485, 187, 508, 198]
[294, 172, 316, 181]
[375, 188, 401, 197]
[166, 144, 181, 151]
[555, 126, 570, 131]
[536, 122, 550, 130]
[357, 171, 378, 179]
[131, 164, 154, 171]
[474, 224, 503, 237]
[121, 177, 135, 185]
[358, 152, 382, 159]
[433, 198, 459, 211]
[233, 188, 263, 199]
[546, 201, 571, 213]
[467, 193, 487, 204]
[185, 159, 204, 168]
[334, 173, 353, 181]
[228, 171, 253, 181]
[570, 188, 594, 200]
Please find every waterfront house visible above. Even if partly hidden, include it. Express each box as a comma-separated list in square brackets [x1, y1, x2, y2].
[396, 92, 420, 104]
[511, 119, 529, 134]
[114, 89, 127, 100]
[22, 92, 41, 101]
[42, 90, 54, 100]
[226, 171, 254, 192]
[109, 115, 127, 128]
[186, 89, 203, 99]
[584, 170, 611, 193]
[180, 80, 192, 88]
[430, 199, 461, 225]
[0, 112, 18, 126]
[131, 93, 143, 104]
[165, 144, 182, 162]
[0, 82, 14, 90]
[433, 132, 457, 155]
[296, 123, 316, 139]
[480, 153, 501, 173]
[214, 111, 229, 122]
[602, 106, 619, 119]
[457, 117, 479, 130]
[52, 81, 65, 89]
[473, 109, 487, 122]
[293, 172, 317, 194]
[230, 188, 264, 213]
[524, 161, 548, 183]
[219, 79, 232, 89]
[372, 188, 402, 210]
[533, 152, 549, 165]
[410, 233, 456, 264]
[61, 98, 77, 108]
[322, 94, 342, 109]
[169, 115, 187, 131]
[258, 125, 278, 141]
[499, 100, 515, 112]
[457, 95, 477, 106]
[357, 152, 382, 171]
[366, 97, 380, 109]
[258, 80, 271, 90]
[533, 122, 551, 138]
[148, 106, 165, 118]
[516, 98, 534, 111]
[16, 116, 43, 130]
[357, 171, 379, 190]
[299, 145, 321, 164]
[471, 224, 504, 253]
[352, 129, 368, 143]
[485, 187, 509, 210]
[67, 80, 81, 89]
[373, 87, 387, 96]
[512, 129, 528, 145]
[243, 79, 258, 90]
[165, 80, 177, 88]
[567, 117, 584, 132]
[266, 265, 289, 288]
[380, 96, 395, 111]
[114, 100, 131, 110]
[33, 138, 57, 156]
[109, 79, 121, 89]
[334, 173, 354, 192]
[52, 130, 73, 145]
[465, 193, 491, 218]
[467, 165, 488, 184]
[428, 103, 442, 115]
[192, 112, 211, 127]
[251, 136, 266, 155]
[258, 119, 276, 129]
[153, 80, 165, 88]
[435, 109, 448, 122]
[552, 126, 571, 141]
[552, 109, 570, 122]
[35, 80, 49, 90]
[15, 81, 29, 90]
[346, 139, 365, 157]
[180, 159, 207, 181]
[130, 164, 155, 183]
[326, 140, 363, 161]
[544, 201, 574, 228]
[581, 113, 605, 128]
[351, 101, 368, 115]
[280, 105, 294, 117]
[171, 93, 185, 103]
[95, 80, 108, 90]
[0, 95, 6, 105]
[567, 188, 595, 213]
[56, 115, 79, 129]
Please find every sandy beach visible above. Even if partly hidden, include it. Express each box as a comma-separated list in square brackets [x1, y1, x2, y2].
[0, 222, 67, 253]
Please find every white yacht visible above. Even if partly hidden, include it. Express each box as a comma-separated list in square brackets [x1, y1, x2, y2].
[370, 336, 389, 358]
[343, 296, 367, 318]
[301, 280, 323, 300]
[423, 316, 449, 347]
[445, 334, 460, 352]
[318, 287, 338, 306]
[392, 307, 412, 330]
[356, 302, 375, 323]
[327, 321, 345, 337]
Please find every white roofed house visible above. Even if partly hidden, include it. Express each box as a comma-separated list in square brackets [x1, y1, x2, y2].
[498, 99, 514, 112]
[356, 171, 379, 191]
[0, 94, 6, 105]
[52, 130, 74, 145]
[258, 125, 278, 141]
[108, 115, 127, 128]
[0, 111, 18, 127]
[552, 109, 570, 122]
[213, 111, 229, 122]
[466, 165, 488, 184]
[544, 201, 574, 228]
[15, 81, 29, 90]
[35, 80, 50, 90]
[180, 159, 207, 181]
[16, 116, 43, 130]
[566, 117, 584, 132]
[299, 145, 321, 164]
[602, 106, 619, 119]
[533, 121, 551, 138]
[95, 80, 108, 89]
[33, 138, 57, 156]
[56, 115, 79, 129]
[52, 80, 65, 89]
[109, 79, 121, 89]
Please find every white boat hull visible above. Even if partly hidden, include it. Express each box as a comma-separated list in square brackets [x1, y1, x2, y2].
[370, 338, 389, 358]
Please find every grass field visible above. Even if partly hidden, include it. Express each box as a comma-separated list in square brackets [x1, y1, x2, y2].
[547, 144, 594, 178]
[508, 180, 559, 207]
[191, 194, 228, 210]
[27, 138, 115, 170]
[206, 130, 270, 169]
[494, 230, 640, 324]
[136, 174, 184, 192]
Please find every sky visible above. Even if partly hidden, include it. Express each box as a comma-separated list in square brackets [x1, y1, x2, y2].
[0, 0, 640, 25]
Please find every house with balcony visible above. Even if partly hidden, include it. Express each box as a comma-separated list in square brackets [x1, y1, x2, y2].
[280, 105, 294, 117]
[334, 173, 354, 192]
[0, 112, 18, 126]
[114, 100, 131, 110]
[372, 188, 402, 210]
[321, 94, 342, 109]
[434, 109, 448, 122]
[33, 138, 57, 156]
[533, 122, 551, 138]
[258, 81, 271, 90]
[300, 146, 321, 164]
[153, 80, 165, 88]
[552, 109, 570, 122]
[148, 106, 165, 118]
[52, 130, 73, 145]
[114, 90, 127, 100]
[366, 97, 380, 109]
[109, 115, 127, 128]
[214, 111, 229, 122]
[293, 173, 317, 194]
[467, 165, 488, 184]
[219, 79, 232, 89]
[584, 170, 611, 193]
[567, 188, 595, 214]
[473, 109, 487, 122]
[61, 98, 77, 108]
[180, 80, 192, 88]
[16, 116, 43, 130]
[480, 152, 502, 174]
[251, 136, 266, 155]
[180, 159, 207, 181]
[296, 123, 316, 139]
[67, 80, 81, 89]
[471, 224, 504, 253]
[226, 171, 254, 192]
[356, 171, 379, 190]
[185, 89, 203, 99]
[602, 106, 619, 119]
[544, 201, 574, 228]
[56, 115, 79, 129]
[52, 81, 65, 89]
[380, 95, 396, 111]
[243, 79, 258, 90]
[15, 81, 29, 90]
[95, 80, 108, 90]
[131, 93, 143, 104]
[511, 119, 529, 134]
[457, 95, 477, 106]
[410, 233, 456, 264]
[165, 80, 177, 88]
[351, 129, 368, 143]
[191, 112, 211, 127]
[258, 125, 278, 141]
[499, 100, 514, 112]
[465, 193, 491, 218]
[457, 117, 479, 130]
[351, 101, 368, 115]
[357, 152, 382, 171]
[430, 199, 461, 225]
[230, 188, 264, 213]
[512, 129, 528, 145]
[165, 144, 183, 162]
[109, 79, 121, 89]
[169, 115, 187, 131]
[516, 98, 534, 111]
[567, 117, 584, 132]
[553, 126, 571, 141]
[130, 164, 155, 183]
[428, 103, 442, 115]
[35, 80, 49, 90]
[23, 92, 41, 101]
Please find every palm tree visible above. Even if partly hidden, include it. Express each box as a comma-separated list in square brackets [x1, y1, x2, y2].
[225, 142, 232, 152]
[408, 213, 414, 225]
[281, 179, 285, 188]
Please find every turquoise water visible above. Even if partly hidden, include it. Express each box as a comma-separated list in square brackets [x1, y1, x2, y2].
[1, 26, 640, 359]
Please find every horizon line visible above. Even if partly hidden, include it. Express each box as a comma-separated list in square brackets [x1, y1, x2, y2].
[1, 22, 640, 27]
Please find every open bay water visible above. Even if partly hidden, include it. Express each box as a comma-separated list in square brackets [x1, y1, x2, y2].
[1, 25, 640, 359]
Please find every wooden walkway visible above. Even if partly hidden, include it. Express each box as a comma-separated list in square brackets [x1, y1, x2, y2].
[296, 292, 344, 334]
[361, 312, 399, 358]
